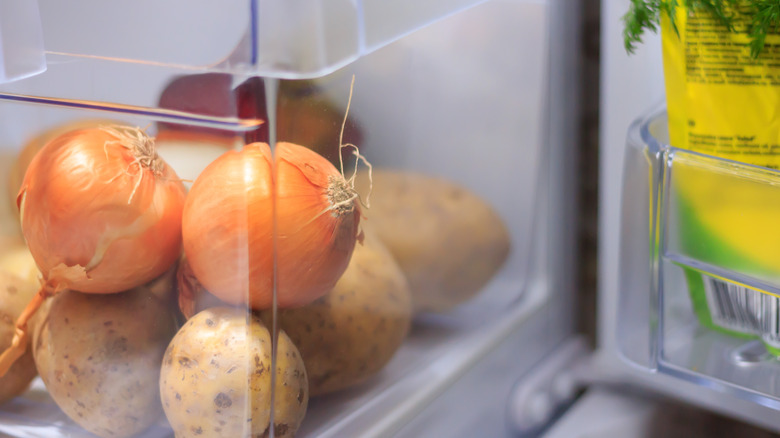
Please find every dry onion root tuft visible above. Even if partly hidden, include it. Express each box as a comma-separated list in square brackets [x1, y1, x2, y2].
[0, 126, 186, 376]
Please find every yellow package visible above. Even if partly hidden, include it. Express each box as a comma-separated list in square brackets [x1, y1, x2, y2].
[660, 4, 780, 353]
[663, 7, 780, 166]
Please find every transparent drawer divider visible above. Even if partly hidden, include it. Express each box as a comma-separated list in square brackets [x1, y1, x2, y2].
[617, 109, 665, 372]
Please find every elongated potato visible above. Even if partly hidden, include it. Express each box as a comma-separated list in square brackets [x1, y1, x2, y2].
[160, 307, 308, 438]
[260, 226, 412, 396]
[355, 170, 510, 313]
[32, 276, 178, 438]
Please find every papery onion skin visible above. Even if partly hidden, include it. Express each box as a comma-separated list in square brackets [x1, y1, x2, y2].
[275, 142, 361, 306]
[182, 141, 360, 309]
[176, 255, 228, 320]
[8, 119, 122, 215]
[182, 143, 274, 308]
[18, 127, 186, 293]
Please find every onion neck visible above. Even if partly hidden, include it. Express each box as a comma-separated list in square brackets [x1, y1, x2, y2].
[101, 125, 164, 176]
[132, 133, 164, 175]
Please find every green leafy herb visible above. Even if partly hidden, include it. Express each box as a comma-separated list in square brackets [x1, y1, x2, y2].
[623, 0, 780, 57]
[748, 1, 780, 56]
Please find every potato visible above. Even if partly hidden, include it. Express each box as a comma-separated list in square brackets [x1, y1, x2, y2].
[32, 277, 178, 438]
[0, 151, 22, 238]
[0, 266, 40, 404]
[0, 241, 41, 285]
[260, 226, 412, 396]
[0, 241, 41, 403]
[355, 169, 511, 313]
[160, 307, 308, 438]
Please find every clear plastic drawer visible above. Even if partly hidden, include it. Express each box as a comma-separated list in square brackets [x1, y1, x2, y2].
[0, 1, 558, 436]
[619, 105, 780, 409]
[0, 0, 489, 80]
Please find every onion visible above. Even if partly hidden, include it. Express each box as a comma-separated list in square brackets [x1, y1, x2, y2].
[177, 255, 225, 319]
[8, 119, 123, 215]
[0, 125, 186, 376]
[182, 141, 364, 309]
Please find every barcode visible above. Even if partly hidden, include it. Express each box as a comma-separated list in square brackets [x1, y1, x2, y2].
[702, 276, 780, 346]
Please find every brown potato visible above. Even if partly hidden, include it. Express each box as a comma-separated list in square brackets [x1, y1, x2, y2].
[160, 307, 308, 438]
[32, 278, 178, 438]
[0, 264, 40, 404]
[0, 151, 22, 238]
[0, 241, 41, 285]
[260, 227, 412, 396]
[355, 169, 511, 313]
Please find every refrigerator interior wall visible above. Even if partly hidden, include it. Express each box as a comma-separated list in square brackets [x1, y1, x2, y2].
[600, 0, 780, 432]
[0, 1, 560, 437]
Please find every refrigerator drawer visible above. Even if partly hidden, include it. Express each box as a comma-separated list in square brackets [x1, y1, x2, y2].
[0, 1, 582, 436]
[4, 0, 489, 79]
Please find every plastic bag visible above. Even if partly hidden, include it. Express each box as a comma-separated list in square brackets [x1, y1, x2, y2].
[662, 4, 780, 354]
